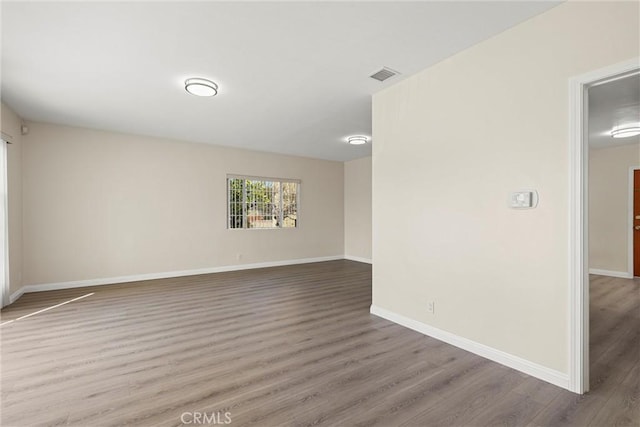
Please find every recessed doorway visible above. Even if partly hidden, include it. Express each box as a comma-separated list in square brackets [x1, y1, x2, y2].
[569, 59, 639, 394]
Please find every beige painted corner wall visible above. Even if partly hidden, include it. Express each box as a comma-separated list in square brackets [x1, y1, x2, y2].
[372, 1, 639, 375]
[1, 103, 23, 295]
[21, 122, 344, 286]
[344, 156, 372, 262]
[589, 143, 640, 274]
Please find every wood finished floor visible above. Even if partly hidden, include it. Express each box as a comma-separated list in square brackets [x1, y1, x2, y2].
[1, 261, 638, 427]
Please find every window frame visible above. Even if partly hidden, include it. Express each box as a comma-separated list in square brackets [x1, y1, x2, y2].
[226, 174, 300, 230]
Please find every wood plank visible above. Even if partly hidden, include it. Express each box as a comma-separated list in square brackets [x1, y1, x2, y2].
[1, 262, 638, 426]
[589, 364, 640, 427]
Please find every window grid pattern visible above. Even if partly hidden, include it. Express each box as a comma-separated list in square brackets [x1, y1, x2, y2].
[228, 177, 298, 229]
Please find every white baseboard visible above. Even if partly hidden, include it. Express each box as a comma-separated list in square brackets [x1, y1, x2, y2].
[370, 304, 570, 391]
[344, 255, 372, 264]
[9, 287, 25, 304]
[10, 255, 344, 298]
[588, 268, 632, 279]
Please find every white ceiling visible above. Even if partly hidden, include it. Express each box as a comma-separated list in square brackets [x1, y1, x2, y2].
[588, 73, 640, 149]
[1, 1, 561, 161]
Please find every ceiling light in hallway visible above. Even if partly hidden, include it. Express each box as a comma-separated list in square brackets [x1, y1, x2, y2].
[610, 125, 640, 138]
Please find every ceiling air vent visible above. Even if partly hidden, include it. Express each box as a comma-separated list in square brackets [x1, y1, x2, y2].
[369, 67, 399, 82]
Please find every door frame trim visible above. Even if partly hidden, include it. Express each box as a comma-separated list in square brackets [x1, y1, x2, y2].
[629, 166, 640, 278]
[0, 139, 8, 309]
[568, 57, 640, 394]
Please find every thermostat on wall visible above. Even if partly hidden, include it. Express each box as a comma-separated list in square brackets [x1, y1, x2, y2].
[509, 190, 538, 209]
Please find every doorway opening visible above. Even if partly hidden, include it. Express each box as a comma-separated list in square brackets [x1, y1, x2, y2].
[569, 59, 639, 394]
[586, 72, 640, 405]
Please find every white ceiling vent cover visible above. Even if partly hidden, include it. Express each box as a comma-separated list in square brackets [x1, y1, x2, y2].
[369, 67, 399, 82]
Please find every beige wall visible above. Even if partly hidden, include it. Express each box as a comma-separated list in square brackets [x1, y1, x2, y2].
[22, 122, 344, 286]
[589, 143, 640, 274]
[372, 1, 639, 374]
[344, 156, 372, 261]
[1, 103, 24, 296]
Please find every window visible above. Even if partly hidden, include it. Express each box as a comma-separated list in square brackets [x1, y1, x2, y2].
[227, 175, 299, 229]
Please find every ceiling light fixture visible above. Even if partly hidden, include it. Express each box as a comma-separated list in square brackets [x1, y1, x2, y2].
[347, 135, 369, 145]
[185, 78, 218, 97]
[610, 126, 640, 138]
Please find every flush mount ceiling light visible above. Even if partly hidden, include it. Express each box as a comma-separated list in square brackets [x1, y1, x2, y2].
[347, 135, 369, 145]
[610, 125, 640, 138]
[185, 78, 218, 97]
